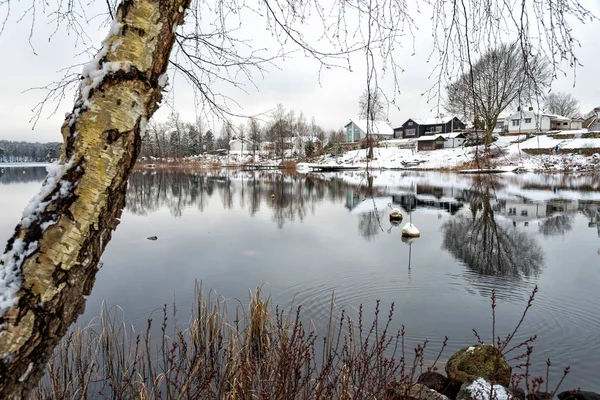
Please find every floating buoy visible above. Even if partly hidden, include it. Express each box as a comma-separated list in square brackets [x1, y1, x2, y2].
[388, 203, 403, 222]
[271, 194, 275, 200]
[401, 236, 416, 244]
[390, 219, 402, 227]
[401, 222, 420, 238]
[147, 236, 158, 241]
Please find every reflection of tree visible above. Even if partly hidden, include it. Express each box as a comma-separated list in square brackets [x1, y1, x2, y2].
[0, 167, 48, 184]
[442, 185, 544, 278]
[125, 169, 358, 229]
[358, 211, 382, 241]
[539, 214, 573, 237]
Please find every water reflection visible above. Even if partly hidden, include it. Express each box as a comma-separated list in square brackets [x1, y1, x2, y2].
[127, 169, 363, 228]
[0, 166, 48, 184]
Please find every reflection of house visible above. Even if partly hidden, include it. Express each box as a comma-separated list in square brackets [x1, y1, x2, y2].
[344, 119, 394, 143]
[391, 192, 464, 215]
[393, 116, 465, 139]
[493, 201, 549, 222]
[582, 205, 600, 237]
[417, 135, 446, 151]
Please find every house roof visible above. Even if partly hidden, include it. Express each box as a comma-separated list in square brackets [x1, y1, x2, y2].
[507, 109, 572, 121]
[230, 137, 257, 145]
[411, 117, 455, 125]
[439, 132, 466, 139]
[416, 134, 446, 141]
[346, 119, 394, 137]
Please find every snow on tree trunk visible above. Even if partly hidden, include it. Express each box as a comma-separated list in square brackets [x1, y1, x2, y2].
[0, 0, 189, 396]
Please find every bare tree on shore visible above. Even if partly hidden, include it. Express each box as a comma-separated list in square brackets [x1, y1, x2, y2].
[544, 92, 581, 118]
[445, 43, 551, 145]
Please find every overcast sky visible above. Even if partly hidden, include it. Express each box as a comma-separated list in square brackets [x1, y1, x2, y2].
[0, 0, 598, 143]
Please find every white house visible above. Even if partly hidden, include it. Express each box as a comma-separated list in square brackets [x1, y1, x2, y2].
[229, 138, 258, 154]
[505, 107, 583, 134]
[290, 136, 321, 155]
[506, 109, 552, 134]
[439, 132, 467, 148]
[344, 119, 394, 143]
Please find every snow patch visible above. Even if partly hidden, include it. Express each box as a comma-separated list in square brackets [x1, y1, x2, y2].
[157, 73, 168, 88]
[0, 159, 72, 318]
[466, 377, 512, 400]
[139, 116, 148, 135]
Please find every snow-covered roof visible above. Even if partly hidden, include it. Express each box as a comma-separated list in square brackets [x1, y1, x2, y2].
[416, 134, 446, 141]
[347, 119, 394, 137]
[439, 132, 466, 139]
[230, 137, 257, 145]
[411, 116, 454, 125]
[544, 113, 571, 121]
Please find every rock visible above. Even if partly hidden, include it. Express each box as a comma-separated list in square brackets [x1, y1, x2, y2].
[526, 392, 552, 400]
[417, 372, 449, 391]
[417, 372, 459, 398]
[445, 344, 511, 387]
[558, 392, 600, 400]
[147, 236, 158, 241]
[456, 377, 512, 400]
[507, 386, 526, 400]
[401, 222, 421, 238]
[388, 382, 451, 400]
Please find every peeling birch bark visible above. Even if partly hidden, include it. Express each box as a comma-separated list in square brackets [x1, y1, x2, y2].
[0, 0, 189, 396]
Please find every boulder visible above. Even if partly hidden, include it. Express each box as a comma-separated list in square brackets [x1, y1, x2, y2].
[456, 377, 513, 400]
[507, 386, 526, 400]
[526, 393, 552, 400]
[417, 372, 459, 399]
[417, 372, 449, 391]
[388, 382, 451, 400]
[558, 391, 600, 400]
[445, 344, 511, 387]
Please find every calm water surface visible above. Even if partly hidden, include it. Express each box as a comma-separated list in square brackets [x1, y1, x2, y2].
[1, 166, 599, 391]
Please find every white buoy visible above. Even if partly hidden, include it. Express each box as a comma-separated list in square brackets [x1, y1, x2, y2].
[388, 203, 403, 222]
[401, 222, 420, 238]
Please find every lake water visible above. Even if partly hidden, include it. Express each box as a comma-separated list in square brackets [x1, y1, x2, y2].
[1, 166, 599, 391]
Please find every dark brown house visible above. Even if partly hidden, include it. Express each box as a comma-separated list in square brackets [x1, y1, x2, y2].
[393, 117, 465, 139]
[416, 135, 446, 151]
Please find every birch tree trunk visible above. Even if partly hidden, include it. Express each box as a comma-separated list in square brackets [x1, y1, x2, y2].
[0, 0, 189, 396]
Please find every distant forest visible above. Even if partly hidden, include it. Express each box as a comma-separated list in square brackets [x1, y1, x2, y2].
[0, 140, 62, 163]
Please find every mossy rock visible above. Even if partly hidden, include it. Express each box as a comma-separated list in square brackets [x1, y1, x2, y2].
[445, 344, 511, 387]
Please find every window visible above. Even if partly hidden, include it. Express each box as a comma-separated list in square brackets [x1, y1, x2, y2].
[405, 128, 416, 137]
[435, 126, 442, 132]
[521, 210, 528, 216]
[524, 118, 532, 123]
[508, 207, 516, 215]
[563, 122, 568, 126]
[408, 121, 413, 126]
[511, 120, 520, 127]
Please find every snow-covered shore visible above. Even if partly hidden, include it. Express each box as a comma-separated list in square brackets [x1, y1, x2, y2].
[307, 134, 600, 172]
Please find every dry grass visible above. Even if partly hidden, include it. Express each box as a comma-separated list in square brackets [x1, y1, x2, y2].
[30, 285, 438, 399]
[30, 285, 569, 399]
